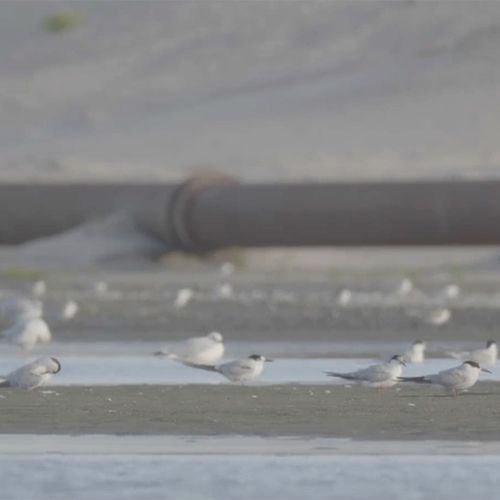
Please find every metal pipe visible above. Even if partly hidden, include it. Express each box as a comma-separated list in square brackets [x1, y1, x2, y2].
[185, 181, 500, 251]
[0, 178, 498, 250]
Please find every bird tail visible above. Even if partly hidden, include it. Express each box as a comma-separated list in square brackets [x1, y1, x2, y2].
[153, 350, 176, 358]
[397, 376, 432, 384]
[181, 361, 218, 372]
[324, 371, 356, 380]
[0, 380, 10, 387]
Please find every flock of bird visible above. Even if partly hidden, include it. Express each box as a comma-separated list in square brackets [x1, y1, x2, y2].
[0, 271, 496, 397]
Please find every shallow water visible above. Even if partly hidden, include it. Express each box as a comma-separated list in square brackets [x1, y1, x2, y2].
[0, 355, 497, 386]
[1, 454, 500, 499]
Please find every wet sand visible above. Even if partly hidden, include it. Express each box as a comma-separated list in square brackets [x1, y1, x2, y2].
[1, 383, 499, 439]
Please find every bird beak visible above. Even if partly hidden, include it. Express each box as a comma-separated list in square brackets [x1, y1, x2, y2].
[265, 359, 274, 362]
[481, 368, 492, 373]
[401, 360, 407, 367]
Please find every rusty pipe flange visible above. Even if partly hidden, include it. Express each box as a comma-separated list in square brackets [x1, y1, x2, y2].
[169, 173, 238, 253]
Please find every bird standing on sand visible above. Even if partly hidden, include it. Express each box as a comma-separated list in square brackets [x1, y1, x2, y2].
[402, 340, 426, 364]
[154, 332, 224, 365]
[182, 354, 273, 383]
[398, 360, 490, 397]
[0, 357, 61, 390]
[325, 355, 406, 392]
[31, 280, 46, 298]
[406, 307, 451, 327]
[60, 300, 79, 321]
[445, 340, 497, 366]
[1, 317, 51, 351]
[173, 288, 194, 309]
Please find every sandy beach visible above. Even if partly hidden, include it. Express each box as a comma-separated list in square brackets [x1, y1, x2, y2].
[0, 383, 498, 439]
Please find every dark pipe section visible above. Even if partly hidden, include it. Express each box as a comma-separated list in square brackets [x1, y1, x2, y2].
[0, 183, 178, 246]
[0, 179, 498, 250]
[188, 181, 500, 251]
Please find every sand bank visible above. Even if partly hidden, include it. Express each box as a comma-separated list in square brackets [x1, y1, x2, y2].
[0, 384, 498, 439]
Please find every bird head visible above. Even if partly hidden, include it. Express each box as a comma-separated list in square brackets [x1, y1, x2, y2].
[390, 354, 406, 366]
[463, 360, 491, 373]
[208, 332, 223, 343]
[249, 354, 273, 363]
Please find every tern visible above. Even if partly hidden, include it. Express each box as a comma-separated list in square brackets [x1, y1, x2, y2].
[0, 357, 61, 390]
[337, 289, 353, 307]
[325, 355, 406, 392]
[182, 354, 273, 383]
[1, 317, 51, 351]
[60, 300, 79, 321]
[402, 340, 426, 364]
[406, 307, 451, 327]
[173, 288, 194, 309]
[31, 280, 46, 298]
[445, 340, 497, 366]
[398, 360, 491, 397]
[155, 332, 224, 364]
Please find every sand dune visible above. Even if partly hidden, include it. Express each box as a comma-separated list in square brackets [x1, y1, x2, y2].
[0, 1, 499, 181]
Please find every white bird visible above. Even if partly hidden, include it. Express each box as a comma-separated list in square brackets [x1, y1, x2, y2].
[1, 317, 51, 351]
[31, 280, 46, 298]
[325, 355, 406, 392]
[438, 284, 460, 300]
[398, 360, 491, 397]
[173, 288, 194, 309]
[445, 340, 497, 366]
[220, 262, 235, 278]
[0, 298, 43, 323]
[0, 357, 61, 390]
[60, 300, 79, 321]
[406, 307, 451, 327]
[337, 289, 353, 306]
[155, 332, 224, 364]
[183, 354, 273, 383]
[216, 280, 235, 300]
[396, 278, 413, 297]
[214, 263, 235, 299]
[94, 281, 108, 295]
[402, 340, 426, 364]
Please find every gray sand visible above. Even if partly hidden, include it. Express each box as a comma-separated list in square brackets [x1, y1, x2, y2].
[1, 384, 498, 439]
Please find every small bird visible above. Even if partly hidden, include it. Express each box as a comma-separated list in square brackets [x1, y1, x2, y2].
[93, 281, 108, 295]
[396, 278, 414, 297]
[1, 317, 51, 351]
[325, 355, 406, 392]
[398, 360, 491, 397]
[182, 354, 273, 383]
[402, 340, 426, 364]
[215, 263, 235, 299]
[0, 298, 43, 323]
[154, 332, 224, 365]
[60, 300, 79, 321]
[337, 289, 353, 307]
[445, 340, 497, 366]
[31, 280, 46, 298]
[437, 284, 460, 300]
[406, 307, 451, 327]
[173, 288, 194, 309]
[0, 357, 61, 390]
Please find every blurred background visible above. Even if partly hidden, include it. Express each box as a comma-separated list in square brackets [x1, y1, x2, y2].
[2, 3, 500, 499]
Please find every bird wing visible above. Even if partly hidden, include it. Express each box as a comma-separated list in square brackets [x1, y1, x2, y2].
[344, 363, 393, 382]
[433, 366, 468, 387]
[220, 360, 254, 378]
[444, 350, 467, 360]
[170, 337, 212, 359]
